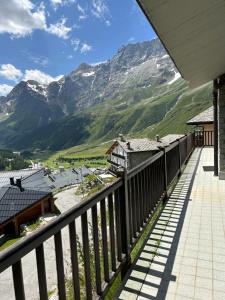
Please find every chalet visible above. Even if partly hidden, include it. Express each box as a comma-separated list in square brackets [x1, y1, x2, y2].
[187, 107, 214, 146]
[187, 106, 213, 130]
[107, 134, 185, 173]
[0, 179, 54, 236]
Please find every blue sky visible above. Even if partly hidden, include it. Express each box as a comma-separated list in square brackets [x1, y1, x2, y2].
[0, 0, 156, 96]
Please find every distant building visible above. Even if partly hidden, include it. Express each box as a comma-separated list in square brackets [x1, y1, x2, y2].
[0, 166, 92, 235]
[17, 166, 92, 192]
[0, 179, 54, 235]
[187, 106, 213, 145]
[106, 134, 185, 174]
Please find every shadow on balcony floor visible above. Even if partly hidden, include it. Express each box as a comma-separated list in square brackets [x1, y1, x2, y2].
[117, 148, 202, 300]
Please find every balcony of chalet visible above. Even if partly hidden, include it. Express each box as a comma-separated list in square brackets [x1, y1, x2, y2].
[1, 0, 225, 298]
[117, 147, 225, 300]
[0, 133, 224, 300]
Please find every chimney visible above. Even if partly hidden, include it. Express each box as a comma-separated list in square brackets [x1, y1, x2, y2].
[127, 142, 131, 150]
[119, 133, 126, 142]
[16, 178, 24, 192]
[10, 177, 15, 186]
[156, 135, 160, 142]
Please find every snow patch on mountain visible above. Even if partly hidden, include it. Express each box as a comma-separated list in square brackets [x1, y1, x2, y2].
[168, 71, 181, 85]
[82, 71, 95, 77]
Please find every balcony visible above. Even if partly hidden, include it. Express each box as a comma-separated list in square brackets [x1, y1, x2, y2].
[1, 132, 224, 300]
[117, 147, 225, 299]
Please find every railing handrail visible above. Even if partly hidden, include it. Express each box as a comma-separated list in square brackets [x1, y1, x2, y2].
[0, 132, 195, 300]
[0, 177, 122, 273]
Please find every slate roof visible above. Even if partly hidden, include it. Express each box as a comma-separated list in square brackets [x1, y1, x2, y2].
[187, 107, 213, 125]
[107, 135, 186, 154]
[0, 166, 91, 226]
[0, 185, 50, 225]
[22, 166, 91, 192]
[118, 138, 161, 152]
[0, 169, 39, 189]
[160, 134, 185, 145]
[0, 166, 92, 193]
[105, 138, 161, 155]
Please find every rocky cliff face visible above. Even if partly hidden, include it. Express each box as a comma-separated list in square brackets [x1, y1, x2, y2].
[1, 39, 177, 118]
[0, 38, 181, 149]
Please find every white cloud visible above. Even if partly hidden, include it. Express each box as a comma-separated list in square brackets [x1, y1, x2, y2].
[47, 18, 72, 39]
[0, 63, 63, 90]
[71, 38, 80, 51]
[0, 84, 14, 96]
[91, 60, 107, 66]
[50, 0, 76, 10]
[71, 39, 92, 54]
[0, 0, 46, 37]
[128, 37, 135, 42]
[0, 0, 73, 39]
[0, 64, 23, 81]
[77, 4, 88, 21]
[23, 69, 63, 84]
[79, 15, 88, 21]
[80, 43, 92, 54]
[67, 54, 73, 59]
[91, 0, 111, 25]
[77, 4, 85, 15]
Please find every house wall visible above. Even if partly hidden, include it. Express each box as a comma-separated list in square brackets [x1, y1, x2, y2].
[203, 124, 213, 131]
[109, 144, 128, 168]
[129, 151, 158, 169]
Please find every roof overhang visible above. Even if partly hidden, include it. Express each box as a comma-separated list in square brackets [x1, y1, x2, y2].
[137, 0, 225, 88]
[187, 121, 213, 126]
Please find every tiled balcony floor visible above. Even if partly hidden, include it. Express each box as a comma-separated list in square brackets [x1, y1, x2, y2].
[118, 147, 225, 300]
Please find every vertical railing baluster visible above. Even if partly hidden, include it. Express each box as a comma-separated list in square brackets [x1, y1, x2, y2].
[114, 189, 122, 261]
[108, 193, 117, 272]
[148, 165, 152, 215]
[131, 177, 137, 238]
[139, 172, 144, 226]
[54, 231, 66, 300]
[36, 244, 48, 300]
[12, 260, 25, 300]
[100, 198, 110, 282]
[69, 221, 80, 300]
[91, 204, 102, 296]
[126, 180, 133, 244]
[81, 212, 92, 299]
[135, 174, 141, 231]
[163, 147, 168, 204]
[119, 171, 131, 277]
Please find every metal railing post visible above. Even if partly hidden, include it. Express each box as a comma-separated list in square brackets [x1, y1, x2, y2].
[160, 147, 168, 204]
[119, 169, 131, 277]
[178, 139, 182, 176]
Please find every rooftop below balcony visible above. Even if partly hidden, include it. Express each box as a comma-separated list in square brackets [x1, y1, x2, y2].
[117, 147, 225, 299]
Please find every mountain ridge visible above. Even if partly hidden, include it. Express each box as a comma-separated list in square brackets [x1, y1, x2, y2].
[0, 38, 211, 151]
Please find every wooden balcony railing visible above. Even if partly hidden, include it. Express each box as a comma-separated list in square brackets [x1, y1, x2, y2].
[194, 130, 214, 147]
[0, 133, 195, 300]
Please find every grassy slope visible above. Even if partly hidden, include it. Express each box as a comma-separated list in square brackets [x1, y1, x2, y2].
[43, 142, 111, 169]
[42, 81, 212, 169]
[145, 82, 212, 138]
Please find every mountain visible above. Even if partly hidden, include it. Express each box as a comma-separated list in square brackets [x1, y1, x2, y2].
[0, 39, 212, 151]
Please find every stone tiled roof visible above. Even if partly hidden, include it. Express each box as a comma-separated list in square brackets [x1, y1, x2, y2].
[0, 186, 50, 225]
[118, 138, 161, 152]
[107, 134, 185, 154]
[160, 134, 185, 145]
[0, 169, 39, 188]
[187, 107, 213, 125]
